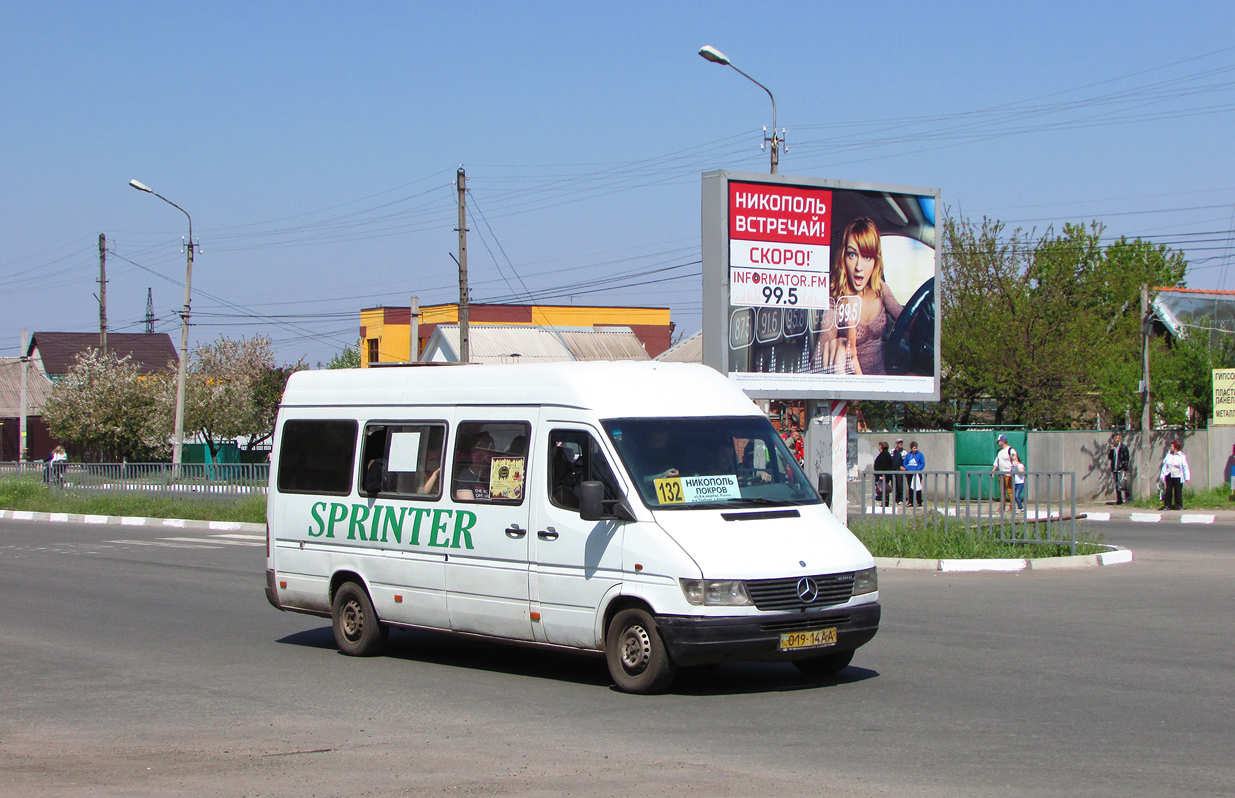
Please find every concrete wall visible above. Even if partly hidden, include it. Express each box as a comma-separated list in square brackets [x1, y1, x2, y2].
[856, 427, 1234, 501]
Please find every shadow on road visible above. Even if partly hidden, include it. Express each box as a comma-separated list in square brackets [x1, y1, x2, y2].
[277, 625, 878, 695]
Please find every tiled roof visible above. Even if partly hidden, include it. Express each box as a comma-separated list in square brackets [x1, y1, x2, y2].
[29, 332, 178, 376]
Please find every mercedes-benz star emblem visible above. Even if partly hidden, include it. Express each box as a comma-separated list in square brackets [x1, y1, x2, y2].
[796, 577, 819, 603]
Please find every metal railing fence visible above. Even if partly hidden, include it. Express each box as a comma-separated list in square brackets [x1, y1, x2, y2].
[0, 461, 269, 499]
[857, 469, 1077, 555]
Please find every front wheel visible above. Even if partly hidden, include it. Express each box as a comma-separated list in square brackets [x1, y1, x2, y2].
[332, 581, 385, 656]
[605, 608, 678, 694]
[793, 649, 854, 677]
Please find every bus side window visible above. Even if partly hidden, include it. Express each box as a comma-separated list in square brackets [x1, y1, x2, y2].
[360, 422, 447, 500]
[277, 419, 359, 496]
[452, 421, 530, 504]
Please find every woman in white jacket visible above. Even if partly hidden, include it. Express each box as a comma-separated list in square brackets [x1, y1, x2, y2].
[1159, 440, 1191, 511]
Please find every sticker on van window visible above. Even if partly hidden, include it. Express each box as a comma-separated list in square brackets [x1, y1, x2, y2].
[489, 457, 525, 500]
[654, 474, 741, 504]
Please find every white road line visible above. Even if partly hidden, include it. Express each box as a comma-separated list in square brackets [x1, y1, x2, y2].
[1129, 513, 1162, 523]
[106, 539, 218, 549]
[211, 533, 265, 541]
[1181, 514, 1216, 524]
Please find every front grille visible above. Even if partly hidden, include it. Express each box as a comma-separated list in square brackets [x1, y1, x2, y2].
[746, 572, 855, 611]
[761, 615, 851, 633]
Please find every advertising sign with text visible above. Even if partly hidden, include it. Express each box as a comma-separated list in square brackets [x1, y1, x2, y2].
[703, 170, 941, 401]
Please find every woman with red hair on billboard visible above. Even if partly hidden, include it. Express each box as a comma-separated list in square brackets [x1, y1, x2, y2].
[811, 217, 904, 376]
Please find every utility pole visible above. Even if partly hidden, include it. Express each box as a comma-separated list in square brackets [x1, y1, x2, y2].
[1141, 285, 1152, 432]
[409, 296, 420, 362]
[98, 233, 108, 354]
[456, 167, 470, 363]
[1141, 284, 1153, 499]
[19, 330, 28, 462]
[144, 288, 155, 333]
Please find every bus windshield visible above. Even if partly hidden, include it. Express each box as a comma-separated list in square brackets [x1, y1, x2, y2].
[601, 416, 821, 510]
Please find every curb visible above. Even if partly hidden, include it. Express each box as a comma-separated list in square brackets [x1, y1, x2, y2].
[0, 509, 264, 534]
[874, 545, 1133, 572]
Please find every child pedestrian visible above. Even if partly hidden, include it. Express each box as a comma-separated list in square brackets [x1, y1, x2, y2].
[1011, 451, 1026, 511]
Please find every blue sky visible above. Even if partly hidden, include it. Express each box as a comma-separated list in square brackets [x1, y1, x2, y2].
[3, 2, 1233, 365]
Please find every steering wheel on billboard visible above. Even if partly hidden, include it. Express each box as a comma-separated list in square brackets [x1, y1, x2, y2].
[883, 277, 934, 376]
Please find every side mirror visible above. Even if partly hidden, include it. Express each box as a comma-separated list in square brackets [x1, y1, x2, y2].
[579, 480, 636, 522]
[579, 481, 605, 521]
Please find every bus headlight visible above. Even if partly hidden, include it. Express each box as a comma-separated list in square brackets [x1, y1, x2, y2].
[852, 567, 878, 595]
[680, 579, 753, 606]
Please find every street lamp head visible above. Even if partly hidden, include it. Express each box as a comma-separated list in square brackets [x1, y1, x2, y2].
[129, 179, 153, 193]
[698, 45, 730, 66]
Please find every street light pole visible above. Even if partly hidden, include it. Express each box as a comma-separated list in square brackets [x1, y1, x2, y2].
[699, 45, 783, 174]
[129, 179, 194, 465]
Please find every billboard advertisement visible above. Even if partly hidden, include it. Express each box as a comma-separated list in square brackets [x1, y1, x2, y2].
[702, 170, 940, 401]
[1213, 368, 1235, 425]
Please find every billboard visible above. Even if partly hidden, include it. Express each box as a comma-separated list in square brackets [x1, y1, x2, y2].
[702, 170, 940, 401]
[1213, 368, 1235, 425]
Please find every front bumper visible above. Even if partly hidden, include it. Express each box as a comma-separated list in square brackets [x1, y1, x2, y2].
[655, 601, 880, 667]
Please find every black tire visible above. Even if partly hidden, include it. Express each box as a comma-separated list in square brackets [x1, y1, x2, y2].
[332, 581, 384, 656]
[793, 649, 854, 677]
[605, 608, 678, 694]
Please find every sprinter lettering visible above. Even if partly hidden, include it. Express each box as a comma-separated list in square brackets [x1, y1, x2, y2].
[306, 503, 476, 550]
[309, 501, 327, 536]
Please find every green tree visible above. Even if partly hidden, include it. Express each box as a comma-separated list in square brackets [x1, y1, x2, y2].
[41, 349, 167, 461]
[324, 341, 362, 369]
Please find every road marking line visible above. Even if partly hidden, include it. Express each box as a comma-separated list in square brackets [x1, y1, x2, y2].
[1129, 513, 1161, 523]
[1180, 514, 1215, 524]
[107, 539, 217, 549]
[12, 511, 35, 521]
[50, 513, 70, 522]
[1098, 550, 1134, 565]
[83, 515, 109, 524]
[211, 533, 264, 541]
[208, 521, 244, 531]
[121, 517, 147, 526]
[161, 519, 187, 528]
[1084, 512, 1111, 521]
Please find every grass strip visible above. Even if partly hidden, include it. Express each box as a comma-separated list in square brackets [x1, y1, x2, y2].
[0, 477, 266, 524]
[849, 516, 1108, 559]
[1128, 484, 1235, 511]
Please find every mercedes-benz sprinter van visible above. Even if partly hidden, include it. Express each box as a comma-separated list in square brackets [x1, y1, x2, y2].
[264, 361, 879, 693]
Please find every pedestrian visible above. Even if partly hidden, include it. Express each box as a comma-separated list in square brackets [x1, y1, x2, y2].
[1011, 450, 1026, 511]
[890, 438, 906, 503]
[1158, 440, 1191, 511]
[1108, 432, 1131, 505]
[902, 440, 925, 506]
[873, 441, 894, 506]
[789, 428, 804, 467]
[992, 434, 1018, 511]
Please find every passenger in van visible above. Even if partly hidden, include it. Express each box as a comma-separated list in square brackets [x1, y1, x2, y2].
[417, 452, 442, 495]
[454, 432, 495, 501]
[740, 440, 774, 485]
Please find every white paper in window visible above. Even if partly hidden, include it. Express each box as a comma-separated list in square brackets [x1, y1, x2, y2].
[388, 431, 422, 472]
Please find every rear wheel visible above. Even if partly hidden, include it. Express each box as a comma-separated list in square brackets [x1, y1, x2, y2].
[605, 608, 678, 694]
[793, 649, 854, 677]
[332, 581, 384, 656]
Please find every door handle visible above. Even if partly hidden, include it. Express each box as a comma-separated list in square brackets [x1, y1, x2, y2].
[537, 528, 559, 541]
[505, 524, 527, 538]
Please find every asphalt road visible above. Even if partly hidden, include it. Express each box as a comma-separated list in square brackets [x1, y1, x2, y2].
[0, 516, 1231, 797]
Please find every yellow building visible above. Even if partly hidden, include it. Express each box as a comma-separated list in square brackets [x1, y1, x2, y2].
[359, 303, 674, 365]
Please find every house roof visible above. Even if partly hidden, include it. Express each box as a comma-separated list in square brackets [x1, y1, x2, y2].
[418, 325, 651, 364]
[0, 358, 56, 416]
[28, 332, 178, 376]
[655, 330, 702, 363]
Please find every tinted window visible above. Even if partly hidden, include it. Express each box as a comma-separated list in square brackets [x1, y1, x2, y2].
[452, 421, 530, 504]
[359, 422, 446, 500]
[277, 419, 358, 495]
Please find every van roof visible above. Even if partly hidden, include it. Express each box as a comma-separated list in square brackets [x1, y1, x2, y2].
[281, 361, 761, 419]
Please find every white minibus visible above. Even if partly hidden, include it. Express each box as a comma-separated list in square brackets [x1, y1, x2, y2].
[264, 361, 879, 693]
